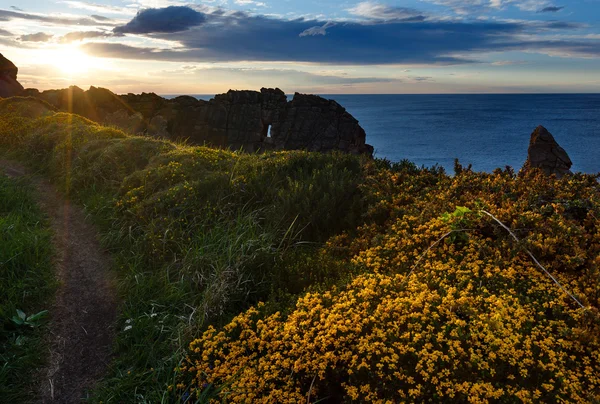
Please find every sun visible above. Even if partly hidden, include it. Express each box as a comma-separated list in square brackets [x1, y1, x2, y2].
[52, 45, 98, 76]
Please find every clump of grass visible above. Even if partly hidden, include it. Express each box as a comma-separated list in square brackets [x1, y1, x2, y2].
[0, 175, 56, 402]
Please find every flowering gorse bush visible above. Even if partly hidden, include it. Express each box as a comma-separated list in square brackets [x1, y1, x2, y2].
[179, 165, 600, 402]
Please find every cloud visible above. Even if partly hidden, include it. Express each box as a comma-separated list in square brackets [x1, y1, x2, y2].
[10, 6, 23, 11]
[154, 65, 402, 89]
[82, 5, 599, 65]
[348, 2, 427, 22]
[490, 60, 528, 65]
[113, 6, 206, 34]
[0, 28, 12, 36]
[59, 1, 136, 16]
[85, 16, 520, 65]
[421, 0, 556, 14]
[412, 76, 434, 81]
[498, 38, 600, 58]
[0, 8, 116, 26]
[60, 30, 112, 43]
[540, 21, 583, 30]
[205, 67, 399, 85]
[82, 42, 160, 59]
[234, 0, 267, 7]
[128, 0, 188, 7]
[299, 21, 336, 37]
[539, 6, 564, 13]
[91, 15, 113, 21]
[19, 32, 53, 42]
[0, 37, 19, 47]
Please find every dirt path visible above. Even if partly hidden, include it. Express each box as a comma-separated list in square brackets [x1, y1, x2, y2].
[0, 160, 118, 403]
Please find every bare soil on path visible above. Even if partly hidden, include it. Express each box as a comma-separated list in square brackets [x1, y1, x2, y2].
[0, 160, 118, 403]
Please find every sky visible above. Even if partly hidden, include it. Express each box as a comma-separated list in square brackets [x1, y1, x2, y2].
[0, 0, 599, 94]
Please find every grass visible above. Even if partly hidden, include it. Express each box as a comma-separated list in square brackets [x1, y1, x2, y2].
[0, 97, 371, 402]
[0, 174, 56, 402]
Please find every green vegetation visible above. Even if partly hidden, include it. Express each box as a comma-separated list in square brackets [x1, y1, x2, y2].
[0, 97, 370, 401]
[0, 97, 598, 402]
[0, 174, 55, 402]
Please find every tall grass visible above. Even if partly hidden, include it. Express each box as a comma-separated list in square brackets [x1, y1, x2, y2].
[0, 175, 56, 402]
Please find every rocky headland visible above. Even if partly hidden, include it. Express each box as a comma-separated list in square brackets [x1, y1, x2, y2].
[1, 55, 372, 155]
[1, 54, 578, 174]
[24, 87, 373, 155]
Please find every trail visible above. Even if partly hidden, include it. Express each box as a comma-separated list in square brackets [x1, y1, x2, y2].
[0, 160, 118, 403]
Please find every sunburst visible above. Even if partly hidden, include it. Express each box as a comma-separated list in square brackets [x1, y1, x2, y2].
[52, 45, 99, 76]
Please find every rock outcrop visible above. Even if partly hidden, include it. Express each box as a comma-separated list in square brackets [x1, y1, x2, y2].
[0, 54, 24, 98]
[276, 93, 371, 154]
[26, 85, 373, 155]
[523, 125, 572, 178]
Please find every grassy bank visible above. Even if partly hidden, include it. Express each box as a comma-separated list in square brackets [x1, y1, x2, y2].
[0, 97, 371, 401]
[0, 174, 56, 402]
[0, 97, 599, 402]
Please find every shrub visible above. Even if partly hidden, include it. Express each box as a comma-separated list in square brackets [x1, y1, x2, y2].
[178, 168, 600, 403]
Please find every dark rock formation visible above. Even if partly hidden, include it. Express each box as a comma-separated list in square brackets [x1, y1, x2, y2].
[275, 93, 371, 154]
[0, 54, 24, 98]
[26, 85, 373, 155]
[523, 125, 572, 178]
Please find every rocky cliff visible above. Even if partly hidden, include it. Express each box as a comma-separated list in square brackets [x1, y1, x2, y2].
[24, 85, 373, 155]
[0, 54, 24, 98]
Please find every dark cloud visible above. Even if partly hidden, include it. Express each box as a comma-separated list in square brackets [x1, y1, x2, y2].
[539, 6, 564, 13]
[541, 21, 582, 30]
[0, 8, 115, 26]
[0, 28, 12, 36]
[84, 17, 508, 65]
[82, 6, 600, 65]
[60, 30, 111, 43]
[19, 32, 53, 42]
[82, 42, 162, 59]
[10, 6, 23, 11]
[113, 6, 206, 34]
[147, 14, 525, 64]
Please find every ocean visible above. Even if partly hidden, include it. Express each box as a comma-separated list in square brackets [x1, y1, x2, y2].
[190, 94, 600, 174]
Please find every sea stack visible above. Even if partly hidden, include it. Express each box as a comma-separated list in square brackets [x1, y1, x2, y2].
[523, 125, 572, 178]
[0, 54, 24, 98]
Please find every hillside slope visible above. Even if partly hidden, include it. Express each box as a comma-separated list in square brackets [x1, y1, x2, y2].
[0, 97, 598, 402]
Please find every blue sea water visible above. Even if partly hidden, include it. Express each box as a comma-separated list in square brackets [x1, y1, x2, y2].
[189, 94, 600, 174]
